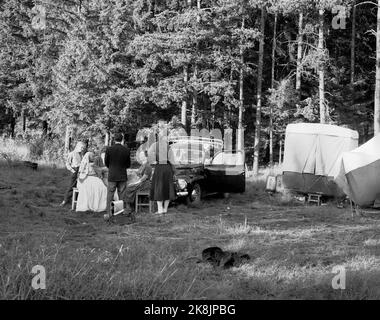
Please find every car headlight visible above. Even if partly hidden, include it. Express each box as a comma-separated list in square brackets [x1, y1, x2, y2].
[177, 178, 187, 190]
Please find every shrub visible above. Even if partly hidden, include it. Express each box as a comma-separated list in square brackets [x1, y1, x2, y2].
[0, 136, 31, 162]
[0, 134, 65, 166]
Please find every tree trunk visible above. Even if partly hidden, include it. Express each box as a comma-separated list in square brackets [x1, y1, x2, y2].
[296, 12, 303, 92]
[105, 131, 110, 146]
[211, 104, 215, 129]
[279, 139, 282, 165]
[318, 9, 326, 124]
[351, 1, 356, 85]
[64, 126, 71, 155]
[269, 12, 277, 167]
[238, 23, 244, 152]
[181, 66, 188, 126]
[238, 61, 244, 130]
[190, 0, 201, 127]
[182, 0, 193, 128]
[191, 66, 197, 126]
[10, 115, 16, 138]
[253, 8, 265, 176]
[42, 120, 48, 136]
[22, 111, 26, 132]
[238, 56, 244, 130]
[375, 0, 380, 134]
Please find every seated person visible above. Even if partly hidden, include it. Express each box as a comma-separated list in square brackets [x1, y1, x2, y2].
[76, 151, 108, 212]
[93, 146, 109, 187]
[126, 150, 152, 209]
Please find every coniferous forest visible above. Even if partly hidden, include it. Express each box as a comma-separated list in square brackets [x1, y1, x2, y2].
[4, 1, 380, 302]
[1, 0, 379, 171]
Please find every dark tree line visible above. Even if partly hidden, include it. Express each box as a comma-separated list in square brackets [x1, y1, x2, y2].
[1, 0, 379, 172]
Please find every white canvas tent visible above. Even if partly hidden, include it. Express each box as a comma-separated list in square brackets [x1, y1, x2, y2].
[282, 123, 359, 196]
[334, 134, 380, 207]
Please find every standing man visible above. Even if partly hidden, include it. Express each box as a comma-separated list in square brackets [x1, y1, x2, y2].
[104, 132, 131, 219]
[60, 141, 86, 207]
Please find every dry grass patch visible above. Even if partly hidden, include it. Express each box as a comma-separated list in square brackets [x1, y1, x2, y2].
[2, 164, 380, 299]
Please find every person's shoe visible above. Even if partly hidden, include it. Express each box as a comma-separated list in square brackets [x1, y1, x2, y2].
[103, 213, 112, 221]
[124, 204, 133, 215]
[124, 206, 133, 215]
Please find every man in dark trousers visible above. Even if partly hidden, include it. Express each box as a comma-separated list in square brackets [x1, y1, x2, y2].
[104, 132, 131, 219]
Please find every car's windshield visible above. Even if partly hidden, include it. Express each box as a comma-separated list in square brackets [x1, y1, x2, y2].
[170, 142, 206, 165]
[211, 151, 245, 166]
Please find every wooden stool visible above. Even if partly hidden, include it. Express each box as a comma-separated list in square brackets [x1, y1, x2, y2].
[350, 199, 361, 218]
[308, 193, 322, 206]
[135, 191, 153, 214]
[72, 187, 79, 211]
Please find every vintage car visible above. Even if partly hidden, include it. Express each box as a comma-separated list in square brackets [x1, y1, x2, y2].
[169, 137, 246, 204]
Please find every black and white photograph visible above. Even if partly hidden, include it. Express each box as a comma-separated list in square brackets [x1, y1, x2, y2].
[1, 0, 380, 304]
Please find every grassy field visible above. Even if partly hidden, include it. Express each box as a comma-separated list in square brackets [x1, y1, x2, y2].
[1, 163, 380, 299]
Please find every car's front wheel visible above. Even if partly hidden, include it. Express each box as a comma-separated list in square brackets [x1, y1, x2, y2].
[187, 182, 202, 205]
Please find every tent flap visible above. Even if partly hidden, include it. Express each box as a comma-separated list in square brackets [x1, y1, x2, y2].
[334, 134, 380, 207]
[282, 123, 359, 195]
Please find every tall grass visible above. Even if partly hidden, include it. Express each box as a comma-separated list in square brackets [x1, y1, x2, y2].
[0, 136, 65, 167]
[0, 233, 208, 300]
[3, 157, 380, 299]
[0, 137, 31, 162]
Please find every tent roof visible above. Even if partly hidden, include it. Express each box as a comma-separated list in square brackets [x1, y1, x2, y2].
[334, 134, 380, 206]
[338, 134, 380, 174]
[286, 123, 359, 139]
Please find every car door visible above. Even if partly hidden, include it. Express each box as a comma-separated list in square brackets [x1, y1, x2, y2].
[205, 151, 245, 193]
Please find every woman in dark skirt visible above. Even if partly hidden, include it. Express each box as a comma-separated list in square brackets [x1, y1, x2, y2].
[148, 133, 176, 214]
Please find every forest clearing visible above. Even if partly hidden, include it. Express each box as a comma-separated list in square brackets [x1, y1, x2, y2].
[3, 0, 380, 303]
[1, 164, 380, 300]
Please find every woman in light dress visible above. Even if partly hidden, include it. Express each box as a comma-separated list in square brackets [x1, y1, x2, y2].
[76, 151, 108, 212]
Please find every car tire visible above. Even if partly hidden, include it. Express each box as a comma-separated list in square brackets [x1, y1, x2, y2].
[187, 183, 202, 205]
[221, 192, 230, 199]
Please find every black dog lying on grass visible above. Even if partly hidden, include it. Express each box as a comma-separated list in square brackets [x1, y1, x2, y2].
[187, 247, 250, 269]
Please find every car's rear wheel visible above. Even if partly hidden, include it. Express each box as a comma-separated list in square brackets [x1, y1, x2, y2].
[187, 183, 202, 205]
[218, 192, 230, 199]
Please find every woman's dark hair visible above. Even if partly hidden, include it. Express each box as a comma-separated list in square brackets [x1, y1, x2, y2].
[114, 132, 123, 142]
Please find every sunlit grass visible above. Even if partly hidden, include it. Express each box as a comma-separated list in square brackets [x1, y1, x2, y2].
[2, 163, 380, 299]
[0, 137, 31, 162]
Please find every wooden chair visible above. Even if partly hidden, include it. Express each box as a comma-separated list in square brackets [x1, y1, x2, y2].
[72, 187, 79, 211]
[135, 191, 154, 214]
[307, 193, 322, 206]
